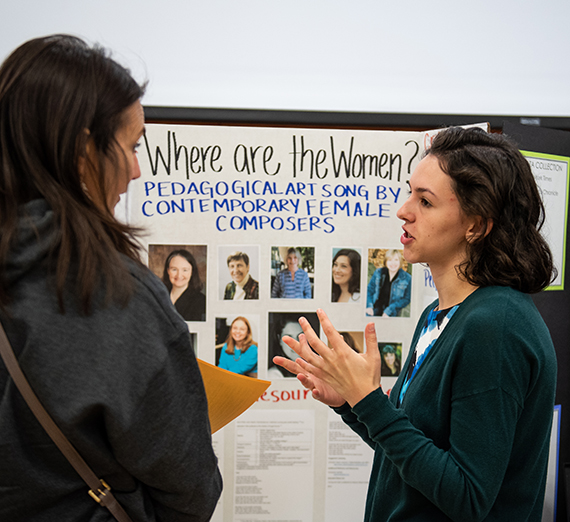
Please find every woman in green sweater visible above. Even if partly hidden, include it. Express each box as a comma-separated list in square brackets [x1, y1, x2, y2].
[274, 127, 557, 521]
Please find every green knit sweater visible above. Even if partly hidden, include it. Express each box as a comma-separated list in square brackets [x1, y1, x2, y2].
[336, 286, 556, 521]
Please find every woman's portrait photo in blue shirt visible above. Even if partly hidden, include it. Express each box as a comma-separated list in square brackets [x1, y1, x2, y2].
[270, 246, 314, 299]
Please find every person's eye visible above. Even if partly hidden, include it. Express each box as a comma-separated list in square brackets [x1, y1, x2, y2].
[420, 198, 431, 207]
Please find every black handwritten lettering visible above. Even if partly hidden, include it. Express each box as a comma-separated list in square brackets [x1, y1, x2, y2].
[405, 140, 420, 175]
[234, 144, 281, 175]
[330, 136, 354, 178]
[290, 136, 328, 179]
[329, 137, 403, 180]
[144, 131, 222, 178]
[144, 132, 171, 176]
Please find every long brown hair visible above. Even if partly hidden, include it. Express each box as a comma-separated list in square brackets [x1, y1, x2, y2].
[224, 316, 255, 355]
[0, 35, 146, 313]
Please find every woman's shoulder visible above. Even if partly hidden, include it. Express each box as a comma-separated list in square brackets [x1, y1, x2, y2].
[456, 286, 549, 341]
[464, 286, 531, 314]
[184, 286, 206, 300]
[449, 287, 555, 397]
[125, 258, 170, 302]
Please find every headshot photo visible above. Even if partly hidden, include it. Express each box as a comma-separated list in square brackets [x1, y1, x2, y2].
[215, 315, 259, 378]
[331, 331, 364, 353]
[267, 312, 320, 378]
[331, 248, 361, 303]
[218, 246, 259, 301]
[148, 244, 207, 322]
[378, 342, 403, 377]
[366, 248, 412, 317]
[270, 246, 314, 299]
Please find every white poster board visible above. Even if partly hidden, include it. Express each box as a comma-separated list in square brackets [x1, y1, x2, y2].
[125, 124, 435, 521]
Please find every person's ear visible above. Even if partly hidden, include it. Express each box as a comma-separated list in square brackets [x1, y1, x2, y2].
[466, 216, 493, 243]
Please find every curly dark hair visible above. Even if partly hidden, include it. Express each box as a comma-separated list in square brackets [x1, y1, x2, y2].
[426, 127, 555, 294]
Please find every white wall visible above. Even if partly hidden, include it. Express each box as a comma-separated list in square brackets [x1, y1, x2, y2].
[2, 0, 569, 116]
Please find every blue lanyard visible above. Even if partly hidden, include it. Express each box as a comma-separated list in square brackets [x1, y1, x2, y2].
[398, 305, 459, 406]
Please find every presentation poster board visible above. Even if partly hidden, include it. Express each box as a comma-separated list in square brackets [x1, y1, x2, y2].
[125, 123, 440, 521]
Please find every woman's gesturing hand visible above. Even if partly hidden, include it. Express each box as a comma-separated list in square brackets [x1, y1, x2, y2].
[273, 333, 346, 407]
[274, 308, 382, 407]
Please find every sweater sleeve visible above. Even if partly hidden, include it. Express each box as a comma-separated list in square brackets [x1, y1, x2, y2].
[333, 402, 376, 450]
[352, 387, 521, 521]
[348, 294, 550, 522]
[110, 327, 223, 521]
[98, 268, 223, 521]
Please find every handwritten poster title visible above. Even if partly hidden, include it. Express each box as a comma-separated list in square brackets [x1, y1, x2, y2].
[140, 131, 420, 233]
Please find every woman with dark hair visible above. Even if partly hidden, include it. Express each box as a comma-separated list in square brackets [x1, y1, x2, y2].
[0, 35, 221, 521]
[380, 345, 400, 376]
[162, 249, 206, 321]
[218, 316, 258, 378]
[274, 127, 557, 521]
[331, 248, 361, 303]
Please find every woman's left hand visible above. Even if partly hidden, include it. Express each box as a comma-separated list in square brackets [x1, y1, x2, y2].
[295, 309, 382, 407]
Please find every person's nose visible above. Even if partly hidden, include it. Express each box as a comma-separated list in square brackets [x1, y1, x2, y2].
[397, 198, 412, 222]
[131, 155, 142, 181]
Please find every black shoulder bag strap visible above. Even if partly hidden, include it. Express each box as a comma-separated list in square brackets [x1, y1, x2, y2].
[0, 323, 134, 522]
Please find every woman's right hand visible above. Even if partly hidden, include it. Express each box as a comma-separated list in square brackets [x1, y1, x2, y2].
[273, 339, 346, 408]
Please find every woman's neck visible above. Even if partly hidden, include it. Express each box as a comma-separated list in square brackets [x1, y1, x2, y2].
[337, 284, 351, 302]
[234, 340, 247, 350]
[431, 265, 478, 309]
